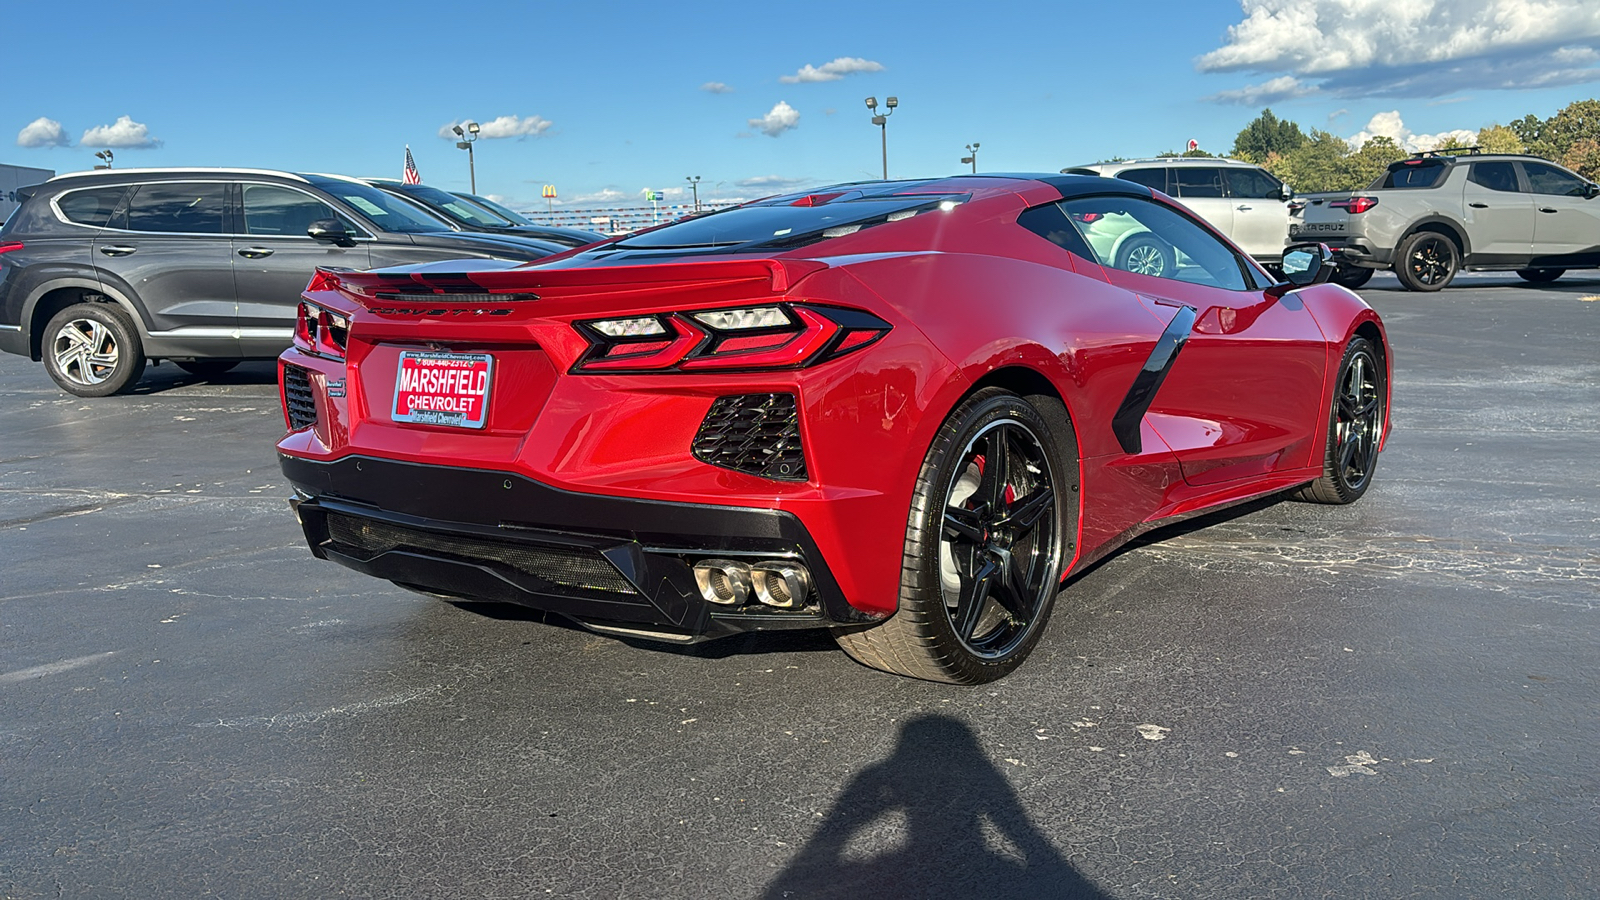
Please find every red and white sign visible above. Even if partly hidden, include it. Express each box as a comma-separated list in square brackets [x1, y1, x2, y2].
[391, 350, 493, 429]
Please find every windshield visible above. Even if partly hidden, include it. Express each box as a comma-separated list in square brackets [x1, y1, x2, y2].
[456, 192, 536, 226]
[614, 196, 956, 250]
[394, 184, 512, 228]
[303, 176, 453, 233]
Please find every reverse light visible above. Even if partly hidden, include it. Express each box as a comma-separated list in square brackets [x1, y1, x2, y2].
[572, 303, 891, 374]
[1330, 196, 1380, 214]
[691, 306, 788, 331]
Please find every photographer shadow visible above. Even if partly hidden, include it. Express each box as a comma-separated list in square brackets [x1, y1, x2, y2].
[763, 714, 1111, 900]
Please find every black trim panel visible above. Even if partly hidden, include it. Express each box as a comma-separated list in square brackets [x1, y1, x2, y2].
[1111, 305, 1197, 454]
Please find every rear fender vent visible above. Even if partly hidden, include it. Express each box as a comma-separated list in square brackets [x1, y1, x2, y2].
[692, 393, 807, 481]
[283, 364, 316, 431]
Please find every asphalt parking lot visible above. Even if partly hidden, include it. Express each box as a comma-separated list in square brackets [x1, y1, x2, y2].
[2, 271, 1597, 899]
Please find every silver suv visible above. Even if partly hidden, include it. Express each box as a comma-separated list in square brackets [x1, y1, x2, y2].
[1062, 158, 1294, 266]
[1294, 151, 1600, 291]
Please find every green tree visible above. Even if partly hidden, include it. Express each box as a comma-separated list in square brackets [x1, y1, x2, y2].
[1562, 138, 1600, 179]
[1156, 148, 1217, 158]
[1536, 98, 1600, 160]
[1262, 129, 1350, 192]
[1339, 136, 1407, 189]
[1476, 124, 1525, 155]
[1231, 108, 1309, 164]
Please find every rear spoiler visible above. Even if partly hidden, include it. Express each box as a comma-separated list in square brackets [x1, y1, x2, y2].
[323, 257, 830, 301]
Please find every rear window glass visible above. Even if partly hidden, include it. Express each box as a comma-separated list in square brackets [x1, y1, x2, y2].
[124, 182, 227, 234]
[1468, 162, 1518, 193]
[614, 196, 956, 250]
[1378, 160, 1449, 189]
[57, 186, 129, 227]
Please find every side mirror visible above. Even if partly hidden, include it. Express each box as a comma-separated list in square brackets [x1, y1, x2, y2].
[1585, 182, 1600, 199]
[307, 218, 355, 247]
[1279, 182, 1294, 202]
[1269, 242, 1335, 296]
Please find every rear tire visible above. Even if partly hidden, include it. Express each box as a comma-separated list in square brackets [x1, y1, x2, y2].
[833, 388, 1076, 684]
[42, 303, 146, 397]
[1115, 234, 1176, 278]
[1331, 266, 1375, 289]
[175, 359, 241, 378]
[1393, 231, 1458, 292]
[1515, 268, 1564, 284]
[1294, 337, 1385, 504]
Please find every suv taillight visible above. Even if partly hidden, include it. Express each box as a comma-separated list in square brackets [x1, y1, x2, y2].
[0, 241, 23, 257]
[1330, 197, 1379, 214]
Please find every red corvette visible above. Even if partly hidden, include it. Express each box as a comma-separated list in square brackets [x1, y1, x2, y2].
[276, 174, 1389, 683]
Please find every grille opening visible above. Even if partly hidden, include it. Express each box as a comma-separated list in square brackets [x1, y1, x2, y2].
[692, 393, 807, 481]
[324, 513, 638, 596]
[283, 364, 316, 430]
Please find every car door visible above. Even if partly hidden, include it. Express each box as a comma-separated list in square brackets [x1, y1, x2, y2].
[1520, 161, 1600, 267]
[1460, 160, 1534, 264]
[1222, 167, 1291, 261]
[92, 180, 238, 354]
[232, 182, 370, 357]
[1169, 166, 1236, 247]
[1058, 194, 1327, 485]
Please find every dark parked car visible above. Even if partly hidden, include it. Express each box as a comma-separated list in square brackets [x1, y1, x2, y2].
[0, 168, 565, 396]
[363, 179, 605, 247]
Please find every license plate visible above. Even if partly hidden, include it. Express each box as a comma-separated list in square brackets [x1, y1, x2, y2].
[392, 350, 493, 429]
[1291, 222, 1345, 235]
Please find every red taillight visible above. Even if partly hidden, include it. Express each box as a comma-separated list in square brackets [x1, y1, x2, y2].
[0, 241, 23, 255]
[293, 300, 348, 359]
[572, 304, 891, 374]
[1331, 197, 1379, 214]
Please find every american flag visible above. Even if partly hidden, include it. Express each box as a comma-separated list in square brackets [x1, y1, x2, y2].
[402, 146, 421, 184]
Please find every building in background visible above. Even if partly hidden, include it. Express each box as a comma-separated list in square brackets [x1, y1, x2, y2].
[2, 164, 56, 224]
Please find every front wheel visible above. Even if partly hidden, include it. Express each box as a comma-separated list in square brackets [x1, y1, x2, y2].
[1394, 232, 1458, 292]
[42, 303, 147, 397]
[1294, 337, 1385, 504]
[1515, 268, 1564, 284]
[833, 389, 1075, 683]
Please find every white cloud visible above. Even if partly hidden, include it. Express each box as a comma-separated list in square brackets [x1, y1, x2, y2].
[1199, 0, 1600, 97]
[17, 117, 69, 148]
[737, 175, 810, 189]
[779, 57, 884, 83]
[1207, 75, 1317, 105]
[701, 82, 734, 93]
[437, 115, 552, 141]
[749, 101, 800, 137]
[80, 116, 161, 149]
[1347, 110, 1476, 152]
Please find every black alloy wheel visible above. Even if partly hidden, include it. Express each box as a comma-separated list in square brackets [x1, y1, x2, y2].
[1295, 337, 1385, 504]
[834, 389, 1075, 683]
[1394, 231, 1458, 292]
[1515, 268, 1564, 284]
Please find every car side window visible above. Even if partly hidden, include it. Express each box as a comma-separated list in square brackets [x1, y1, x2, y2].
[1224, 168, 1283, 199]
[1171, 167, 1225, 199]
[1116, 168, 1168, 193]
[123, 182, 227, 234]
[1016, 203, 1097, 260]
[1469, 161, 1519, 193]
[57, 186, 130, 227]
[242, 184, 346, 236]
[1060, 195, 1249, 291]
[1522, 162, 1588, 196]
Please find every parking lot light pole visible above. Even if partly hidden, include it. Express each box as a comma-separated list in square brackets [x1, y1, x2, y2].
[452, 121, 480, 193]
[94, 150, 114, 170]
[865, 96, 897, 180]
[686, 175, 702, 212]
[961, 142, 980, 174]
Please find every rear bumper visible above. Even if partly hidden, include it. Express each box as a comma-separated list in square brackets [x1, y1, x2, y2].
[280, 453, 874, 639]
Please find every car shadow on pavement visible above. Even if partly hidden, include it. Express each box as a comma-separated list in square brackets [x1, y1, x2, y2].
[125, 361, 280, 395]
[761, 714, 1112, 900]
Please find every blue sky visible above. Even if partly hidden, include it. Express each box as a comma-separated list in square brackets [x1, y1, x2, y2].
[6, 0, 1600, 210]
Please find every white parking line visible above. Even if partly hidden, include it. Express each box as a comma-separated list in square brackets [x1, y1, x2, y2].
[0, 651, 118, 685]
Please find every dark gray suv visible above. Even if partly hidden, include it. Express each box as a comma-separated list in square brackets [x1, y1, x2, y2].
[0, 168, 564, 395]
